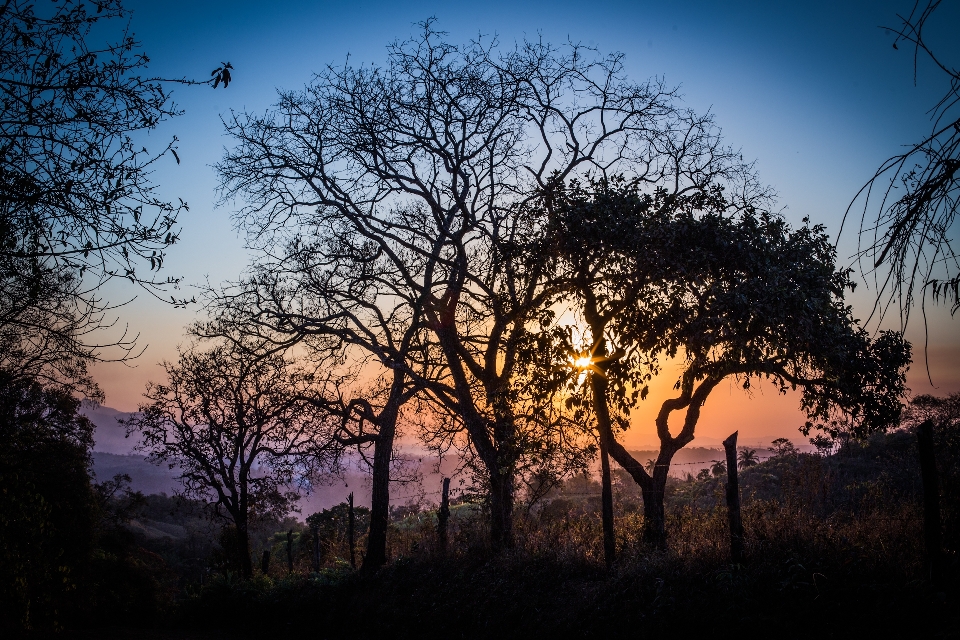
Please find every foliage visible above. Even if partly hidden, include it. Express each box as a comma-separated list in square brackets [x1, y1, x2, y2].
[538, 176, 911, 550]
[306, 502, 372, 564]
[0, 370, 97, 631]
[0, 0, 227, 396]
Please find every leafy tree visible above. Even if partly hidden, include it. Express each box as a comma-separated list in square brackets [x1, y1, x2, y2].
[0, 370, 97, 630]
[307, 502, 371, 565]
[217, 22, 727, 550]
[123, 340, 337, 578]
[737, 448, 759, 470]
[769, 437, 798, 458]
[0, 0, 227, 395]
[546, 179, 910, 550]
[710, 460, 727, 478]
[810, 434, 835, 457]
[844, 0, 960, 319]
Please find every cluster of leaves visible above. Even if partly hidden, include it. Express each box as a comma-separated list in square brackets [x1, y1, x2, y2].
[538, 177, 910, 441]
[1, 0, 229, 396]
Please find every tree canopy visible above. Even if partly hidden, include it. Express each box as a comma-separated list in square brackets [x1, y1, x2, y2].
[124, 340, 336, 577]
[540, 177, 911, 551]
[0, 0, 226, 395]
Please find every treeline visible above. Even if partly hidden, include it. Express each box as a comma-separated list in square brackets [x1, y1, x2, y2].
[0, 0, 956, 635]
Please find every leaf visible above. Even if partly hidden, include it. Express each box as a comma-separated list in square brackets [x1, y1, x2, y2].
[171, 149, 180, 164]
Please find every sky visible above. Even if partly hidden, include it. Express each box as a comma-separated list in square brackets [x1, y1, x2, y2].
[87, 0, 959, 449]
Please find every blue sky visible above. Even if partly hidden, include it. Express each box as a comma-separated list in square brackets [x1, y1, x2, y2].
[90, 0, 959, 442]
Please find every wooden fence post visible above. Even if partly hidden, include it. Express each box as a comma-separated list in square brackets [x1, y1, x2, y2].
[261, 549, 270, 576]
[348, 492, 356, 569]
[438, 477, 451, 555]
[311, 525, 321, 572]
[286, 529, 294, 573]
[723, 431, 744, 564]
[917, 420, 942, 585]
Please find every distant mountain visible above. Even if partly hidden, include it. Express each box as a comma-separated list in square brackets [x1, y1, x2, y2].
[91, 451, 180, 495]
[81, 405, 139, 455]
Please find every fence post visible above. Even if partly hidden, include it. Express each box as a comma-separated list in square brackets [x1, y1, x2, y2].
[438, 477, 451, 555]
[723, 431, 744, 564]
[348, 491, 356, 569]
[917, 420, 942, 585]
[311, 525, 321, 572]
[261, 549, 270, 576]
[286, 529, 294, 573]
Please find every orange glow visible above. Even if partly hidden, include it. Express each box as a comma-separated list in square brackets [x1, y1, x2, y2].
[572, 355, 593, 369]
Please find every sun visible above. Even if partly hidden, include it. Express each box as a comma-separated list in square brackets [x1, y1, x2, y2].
[572, 355, 593, 369]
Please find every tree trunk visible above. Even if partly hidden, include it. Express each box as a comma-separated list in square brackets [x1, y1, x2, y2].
[237, 484, 252, 579]
[433, 324, 515, 551]
[311, 526, 320, 572]
[641, 478, 667, 549]
[286, 529, 294, 573]
[917, 420, 942, 585]
[489, 466, 515, 550]
[361, 379, 403, 572]
[590, 372, 616, 566]
[722, 431, 744, 564]
[348, 491, 356, 569]
[438, 477, 451, 555]
[237, 520, 252, 579]
[599, 434, 616, 567]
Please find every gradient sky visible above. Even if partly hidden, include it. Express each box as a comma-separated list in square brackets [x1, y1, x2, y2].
[88, 0, 959, 448]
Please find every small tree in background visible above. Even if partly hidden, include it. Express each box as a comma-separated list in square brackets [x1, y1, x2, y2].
[770, 437, 798, 458]
[710, 460, 727, 478]
[125, 341, 337, 578]
[737, 448, 759, 470]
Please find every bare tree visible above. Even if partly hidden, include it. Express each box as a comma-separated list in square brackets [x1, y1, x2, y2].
[217, 21, 711, 549]
[844, 0, 960, 324]
[195, 214, 430, 570]
[123, 340, 336, 578]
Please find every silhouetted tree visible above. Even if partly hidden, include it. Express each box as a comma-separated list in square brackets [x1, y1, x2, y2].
[196, 232, 426, 571]
[0, 371, 97, 630]
[217, 21, 711, 550]
[545, 179, 910, 549]
[710, 460, 727, 478]
[770, 437, 798, 457]
[0, 0, 228, 395]
[124, 340, 336, 578]
[844, 0, 960, 319]
[737, 448, 759, 470]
